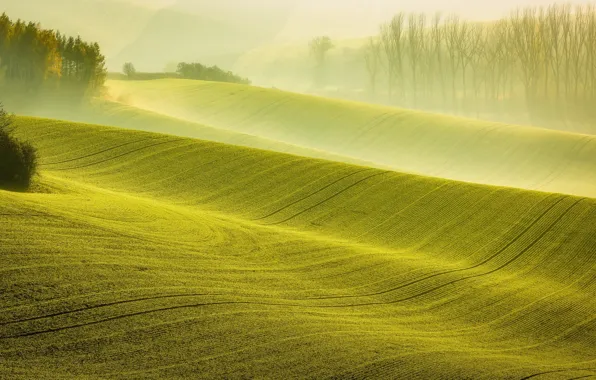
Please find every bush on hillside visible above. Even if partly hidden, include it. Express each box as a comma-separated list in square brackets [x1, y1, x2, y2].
[0, 104, 37, 190]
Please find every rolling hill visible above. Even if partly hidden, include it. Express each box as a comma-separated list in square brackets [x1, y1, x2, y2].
[20, 99, 380, 170]
[1, 116, 595, 378]
[112, 0, 296, 71]
[106, 79, 596, 198]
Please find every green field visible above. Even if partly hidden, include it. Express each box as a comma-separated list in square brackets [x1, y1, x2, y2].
[1, 115, 595, 378]
[41, 98, 382, 170]
[106, 79, 596, 198]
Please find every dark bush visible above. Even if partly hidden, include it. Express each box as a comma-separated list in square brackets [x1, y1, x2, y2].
[0, 105, 38, 190]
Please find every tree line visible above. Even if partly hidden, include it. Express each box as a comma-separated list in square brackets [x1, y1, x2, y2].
[119, 62, 251, 85]
[176, 62, 251, 85]
[0, 13, 107, 103]
[359, 4, 596, 125]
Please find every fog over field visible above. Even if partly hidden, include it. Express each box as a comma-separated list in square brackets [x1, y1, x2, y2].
[1, 0, 596, 379]
[4, 0, 595, 71]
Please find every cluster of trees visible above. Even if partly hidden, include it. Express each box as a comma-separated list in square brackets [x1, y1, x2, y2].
[120, 62, 251, 85]
[362, 4, 596, 124]
[0, 13, 106, 102]
[176, 62, 251, 85]
[0, 104, 37, 190]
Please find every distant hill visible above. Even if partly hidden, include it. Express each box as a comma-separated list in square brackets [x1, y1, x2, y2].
[106, 79, 596, 198]
[113, 9, 245, 72]
[113, 2, 295, 72]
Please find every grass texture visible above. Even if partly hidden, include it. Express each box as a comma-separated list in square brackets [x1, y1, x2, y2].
[107, 79, 596, 198]
[0, 116, 594, 379]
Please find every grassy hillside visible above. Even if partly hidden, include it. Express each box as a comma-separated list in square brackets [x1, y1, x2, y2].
[107, 79, 596, 198]
[1, 117, 595, 378]
[20, 99, 379, 169]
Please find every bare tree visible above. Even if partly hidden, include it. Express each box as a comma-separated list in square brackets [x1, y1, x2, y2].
[570, 5, 588, 100]
[483, 21, 505, 106]
[546, 4, 564, 103]
[586, 5, 596, 100]
[430, 13, 446, 109]
[467, 24, 487, 117]
[309, 36, 334, 67]
[364, 37, 382, 97]
[122, 62, 136, 79]
[444, 15, 468, 113]
[508, 8, 544, 114]
[379, 14, 407, 103]
[537, 7, 551, 101]
[379, 23, 395, 100]
[406, 13, 426, 107]
[309, 36, 334, 87]
[560, 6, 573, 100]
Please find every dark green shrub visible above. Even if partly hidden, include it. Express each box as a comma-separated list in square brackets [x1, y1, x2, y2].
[0, 105, 38, 190]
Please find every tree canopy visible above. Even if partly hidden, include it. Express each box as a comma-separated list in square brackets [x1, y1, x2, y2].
[309, 36, 334, 67]
[122, 62, 136, 79]
[176, 62, 250, 85]
[0, 12, 107, 102]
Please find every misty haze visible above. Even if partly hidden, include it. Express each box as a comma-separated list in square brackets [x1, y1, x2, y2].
[1, 0, 595, 379]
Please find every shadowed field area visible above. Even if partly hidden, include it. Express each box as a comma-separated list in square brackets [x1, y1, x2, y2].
[1, 117, 595, 379]
[106, 79, 596, 198]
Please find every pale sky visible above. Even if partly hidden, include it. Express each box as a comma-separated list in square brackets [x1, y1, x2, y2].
[141, 0, 595, 18]
[3, 0, 594, 69]
[135, 0, 596, 41]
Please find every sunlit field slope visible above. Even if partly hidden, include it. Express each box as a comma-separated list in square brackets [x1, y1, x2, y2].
[107, 79, 596, 198]
[25, 99, 378, 169]
[1, 117, 595, 379]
